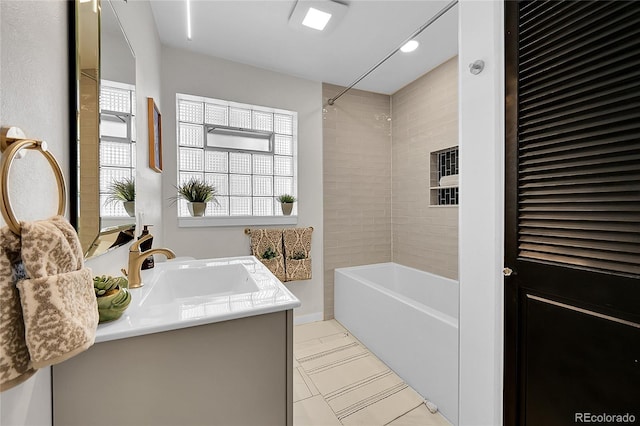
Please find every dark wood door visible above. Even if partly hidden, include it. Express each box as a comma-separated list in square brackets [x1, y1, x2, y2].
[504, 1, 640, 425]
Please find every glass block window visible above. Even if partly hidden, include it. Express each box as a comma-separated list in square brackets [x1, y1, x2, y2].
[100, 80, 136, 217]
[177, 94, 297, 218]
[430, 146, 459, 206]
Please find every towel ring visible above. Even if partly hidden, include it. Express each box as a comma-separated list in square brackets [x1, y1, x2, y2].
[1, 139, 66, 235]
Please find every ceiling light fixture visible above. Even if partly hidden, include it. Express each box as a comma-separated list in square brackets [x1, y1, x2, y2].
[289, 1, 349, 35]
[302, 7, 332, 31]
[186, 0, 192, 40]
[400, 40, 420, 53]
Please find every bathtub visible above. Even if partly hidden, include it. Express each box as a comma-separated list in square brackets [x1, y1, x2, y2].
[335, 262, 459, 425]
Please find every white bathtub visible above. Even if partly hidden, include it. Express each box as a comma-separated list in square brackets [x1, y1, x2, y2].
[335, 262, 459, 425]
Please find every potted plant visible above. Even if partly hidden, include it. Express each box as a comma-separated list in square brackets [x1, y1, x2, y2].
[262, 247, 278, 260]
[172, 177, 218, 217]
[106, 177, 135, 217]
[285, 250, 312, 282]
[93, 275, 132, 323]
[277, 194, 296, 216]
[290, 251, 306, 260]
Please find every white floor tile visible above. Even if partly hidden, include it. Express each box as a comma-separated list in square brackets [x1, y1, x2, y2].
[298, 367, 320, 397]
[307, 353, 389, 396]
[296, 335, 365, 372]
[294, 319, 348, 343]
[294, 367, 313, 403]
[293, 321, 452, 426]
[294, 395, 343, 426]
[340, 388, 422, 426]
[386, 404, 452, 426]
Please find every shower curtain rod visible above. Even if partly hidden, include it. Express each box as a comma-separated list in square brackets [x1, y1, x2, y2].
[327, 0, 458, 106]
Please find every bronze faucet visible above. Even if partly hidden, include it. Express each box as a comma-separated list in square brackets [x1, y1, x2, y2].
[126, 234, 176, 288]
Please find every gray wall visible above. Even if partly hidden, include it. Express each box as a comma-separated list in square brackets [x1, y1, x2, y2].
[0, 1, 163, 423]
[160, 46, 325, 321]
[0, 1, 68, 424]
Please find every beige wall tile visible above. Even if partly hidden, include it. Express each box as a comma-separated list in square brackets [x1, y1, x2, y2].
[322, 83, 392, 319]
[391, 57, 459, 280]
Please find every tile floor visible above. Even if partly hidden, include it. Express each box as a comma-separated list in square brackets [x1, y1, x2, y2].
[293, 320, 451, 426]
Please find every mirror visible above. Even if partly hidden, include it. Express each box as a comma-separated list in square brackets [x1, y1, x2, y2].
[71, 0, 136, 258]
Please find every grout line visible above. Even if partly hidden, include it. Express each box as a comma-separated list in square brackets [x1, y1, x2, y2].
[334, 383, 409, 418]
[294, 330, 348, 344]
[297, 341, 360, 363]
[296, 367, 313, 396]
[304, 352, 372, 376]
[324, 370, 394, 401]
[298, 366, 320, 396]
[382, 402, 427, 426]
[293, 393, 316, 404]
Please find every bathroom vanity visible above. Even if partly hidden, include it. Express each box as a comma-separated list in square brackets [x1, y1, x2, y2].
[53, 256, 300, 426]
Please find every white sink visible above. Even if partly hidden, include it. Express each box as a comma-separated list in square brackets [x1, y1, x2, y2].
[94, 256, 301, 343]
[141, 263, 259, 306]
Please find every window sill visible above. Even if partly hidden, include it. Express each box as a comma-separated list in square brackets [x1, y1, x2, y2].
[178, 216, 298, 228]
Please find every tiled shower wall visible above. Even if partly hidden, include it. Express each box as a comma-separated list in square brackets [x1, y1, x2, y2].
[391, 57, 459, 280]
[322, 58, 458, 318]
[322, 84, 392, 319]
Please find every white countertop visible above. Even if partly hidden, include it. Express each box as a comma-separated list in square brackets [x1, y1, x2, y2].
[95, 256, 301, 343]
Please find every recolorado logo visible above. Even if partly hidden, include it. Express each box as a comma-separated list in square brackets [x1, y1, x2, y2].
[575, 413, 637, 424]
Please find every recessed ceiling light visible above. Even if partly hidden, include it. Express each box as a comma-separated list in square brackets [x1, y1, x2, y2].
[302, 7, 332, 31]
[400, 40, 420, 53]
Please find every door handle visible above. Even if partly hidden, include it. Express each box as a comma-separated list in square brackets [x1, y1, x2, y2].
[503, 267, 515, 277]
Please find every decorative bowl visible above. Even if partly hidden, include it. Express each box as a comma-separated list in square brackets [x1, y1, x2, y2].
[97, 287, 132, 323]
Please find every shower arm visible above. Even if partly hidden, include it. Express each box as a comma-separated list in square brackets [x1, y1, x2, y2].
[327, 0, 458, 106]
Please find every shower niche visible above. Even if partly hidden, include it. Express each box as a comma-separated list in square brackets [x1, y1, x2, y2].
[430, 146, 459, 206]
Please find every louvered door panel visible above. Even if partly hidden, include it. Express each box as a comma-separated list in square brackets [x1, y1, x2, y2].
[516, 1, 640, 277]
[505, 3, 640, 424]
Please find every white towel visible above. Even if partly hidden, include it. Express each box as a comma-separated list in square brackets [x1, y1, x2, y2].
[439, 174, 459, 187]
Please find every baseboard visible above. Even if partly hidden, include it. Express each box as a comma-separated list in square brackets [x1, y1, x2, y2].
[293, 311, 323, 325]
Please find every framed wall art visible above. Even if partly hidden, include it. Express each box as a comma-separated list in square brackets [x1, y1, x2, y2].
[148, 97, 162, 173]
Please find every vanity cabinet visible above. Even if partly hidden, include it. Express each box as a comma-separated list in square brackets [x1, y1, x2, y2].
[53, 310, 293, 426]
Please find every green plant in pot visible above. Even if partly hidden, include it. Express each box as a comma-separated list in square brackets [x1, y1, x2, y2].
[106, 177, 135, 217]
[171, 178, 218, 217]
[93, 275, 132, 323]
[277, 194, 296, 216]
[290, 251, 306, 260]
[262, 247, 277, 260]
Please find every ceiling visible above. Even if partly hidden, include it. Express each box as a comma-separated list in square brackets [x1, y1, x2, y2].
[149, 0, 458, 95]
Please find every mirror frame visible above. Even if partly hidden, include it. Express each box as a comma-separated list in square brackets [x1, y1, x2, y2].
[69, 0, 137, 259]
[68, 0, 78, 231]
